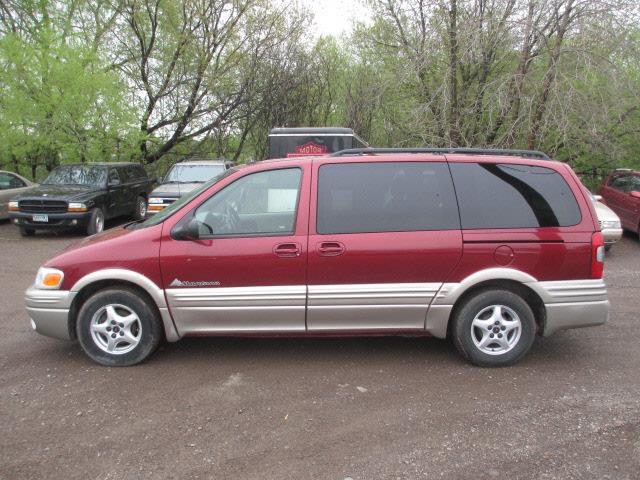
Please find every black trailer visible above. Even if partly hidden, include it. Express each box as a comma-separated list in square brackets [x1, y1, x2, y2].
[267, 127, 368, 159]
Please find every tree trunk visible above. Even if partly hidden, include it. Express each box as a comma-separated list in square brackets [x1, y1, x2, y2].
[447, 0, 460, 146]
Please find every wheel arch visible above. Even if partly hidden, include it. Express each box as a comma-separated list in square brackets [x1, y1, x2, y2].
[446, 279, 546, 337]
[68, 269, 179, 342]
[428, 268, 547, 338]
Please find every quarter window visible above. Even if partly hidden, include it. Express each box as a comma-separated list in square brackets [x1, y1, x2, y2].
[194, 168, 302, 236]
[449, 163, 581, 229]
[316, 162, 460, 234]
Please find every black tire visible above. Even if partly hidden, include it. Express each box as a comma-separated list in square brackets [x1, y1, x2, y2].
[86, 207, 104, 236]
[604, 244, 612, 252]
[133, 195, 147, 220]
[76, 288, 163, 366]
[19, 226, 35, 237]
[452, 289, 536, 367]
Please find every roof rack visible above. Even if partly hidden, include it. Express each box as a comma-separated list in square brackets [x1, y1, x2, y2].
[330, 147, 550, 160]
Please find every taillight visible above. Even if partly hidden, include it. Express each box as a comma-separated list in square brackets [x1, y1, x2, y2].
[591, 232, 605, 279]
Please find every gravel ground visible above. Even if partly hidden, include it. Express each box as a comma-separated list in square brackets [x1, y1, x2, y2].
[1, 220, 639, 480]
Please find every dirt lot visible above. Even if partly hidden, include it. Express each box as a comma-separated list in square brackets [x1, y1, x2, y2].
[1, 220, 639, 480]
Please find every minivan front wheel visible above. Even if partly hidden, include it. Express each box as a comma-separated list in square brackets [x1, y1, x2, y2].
[452, 289, 536, 367]
[76, 288, 162, 366]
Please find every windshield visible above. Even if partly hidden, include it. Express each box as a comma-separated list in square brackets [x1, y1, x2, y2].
[164, 164, 225, 183]
[134, 168, 237, 229]
[43, 165, 107, 187]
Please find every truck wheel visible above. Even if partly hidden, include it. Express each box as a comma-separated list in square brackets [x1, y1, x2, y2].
[452, 289, 536, 367]
[86, 208, 104, 236]
[19, 227, 35, 237]
[76, 288, 163, 366]
[133, 196, 147, 220]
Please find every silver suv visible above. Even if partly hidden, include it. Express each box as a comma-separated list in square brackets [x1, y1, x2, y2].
[147, 160, 228, 215]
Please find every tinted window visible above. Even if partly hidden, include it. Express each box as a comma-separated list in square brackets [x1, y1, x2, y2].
[194, 168, 302, 236]
[135, 165, 147, 179]
[450, 163, 581, 229]
[317, 162, 460, 234]
[108, 168, 120, 184]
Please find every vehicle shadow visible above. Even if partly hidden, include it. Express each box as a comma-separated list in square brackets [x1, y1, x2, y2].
[13, 216, 134, 239]
[153, 335, 458, 365]
[36, 331, 594, 372]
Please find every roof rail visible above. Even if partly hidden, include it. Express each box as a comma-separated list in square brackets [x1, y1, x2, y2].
[330, 147, 550, 160]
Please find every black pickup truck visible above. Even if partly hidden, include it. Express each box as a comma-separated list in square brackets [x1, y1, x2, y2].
[9, 163, 153, 236]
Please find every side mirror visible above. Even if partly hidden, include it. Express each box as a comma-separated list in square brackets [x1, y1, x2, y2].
[157, 176, 163, 184]
[593, 194, 603, 202]
[630, 191, 640, 199]
[171, 217, 201, 241]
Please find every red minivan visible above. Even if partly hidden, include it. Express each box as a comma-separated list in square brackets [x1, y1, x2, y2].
[25, 149, 609, 367]
[598, 169, 640, 237]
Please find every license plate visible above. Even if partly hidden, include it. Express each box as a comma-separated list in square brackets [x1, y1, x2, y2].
[32, 214, 48, 222]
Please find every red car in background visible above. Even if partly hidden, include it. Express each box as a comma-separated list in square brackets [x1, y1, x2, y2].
[598, 169, 640, 238]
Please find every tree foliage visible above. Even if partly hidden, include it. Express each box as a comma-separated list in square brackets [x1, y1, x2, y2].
[0, 0, 639, 182]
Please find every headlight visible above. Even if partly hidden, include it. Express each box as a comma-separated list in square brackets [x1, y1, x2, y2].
[35, 267, 64, 290]
[148, 198, 164, 204]
[600, 220, 621, 229]
[68, 202, 88, 212]
[8, 201, 19, 211]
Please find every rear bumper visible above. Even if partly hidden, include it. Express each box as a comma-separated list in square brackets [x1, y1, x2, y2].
[10, 211, 91, 230]
[527, 279, 609, 336]
[25, 286, 74, 340]
[543, 300, 609, 336]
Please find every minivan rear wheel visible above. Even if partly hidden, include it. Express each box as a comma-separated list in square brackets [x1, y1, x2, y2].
[452, 289, 536, 367]
[76, 288, 162, 366]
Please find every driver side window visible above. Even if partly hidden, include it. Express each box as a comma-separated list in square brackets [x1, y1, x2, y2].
[194, 168, 302, 237]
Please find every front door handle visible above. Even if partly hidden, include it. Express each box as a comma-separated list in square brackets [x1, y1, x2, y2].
[318, 241, 345, 257]
[273, 243, 301, 257]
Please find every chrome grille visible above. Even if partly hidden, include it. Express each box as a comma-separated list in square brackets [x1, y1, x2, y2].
[19, 200, 68, 214]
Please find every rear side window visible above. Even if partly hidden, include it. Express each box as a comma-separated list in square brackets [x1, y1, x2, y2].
[449, 163, 581, 229]
[317, 162, 460, 234]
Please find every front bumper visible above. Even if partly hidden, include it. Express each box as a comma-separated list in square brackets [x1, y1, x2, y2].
[10, 211, 92, 230]
[25, 286, 75, 340]
[601, 227, 623, 245]
[528, 279, 609, 336]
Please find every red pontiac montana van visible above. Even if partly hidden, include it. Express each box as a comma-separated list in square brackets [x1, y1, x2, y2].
[25, 148, 609, 367]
